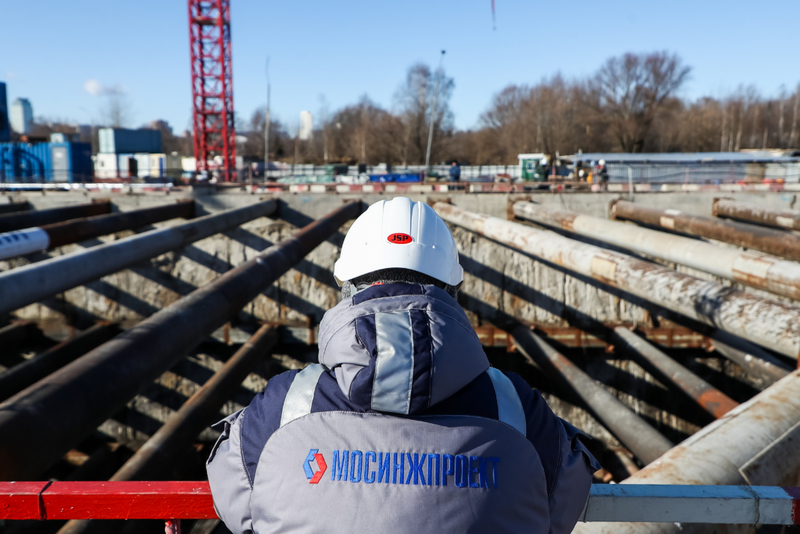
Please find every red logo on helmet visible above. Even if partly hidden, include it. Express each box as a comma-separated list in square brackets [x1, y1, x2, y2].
[387, 233, 413, 244]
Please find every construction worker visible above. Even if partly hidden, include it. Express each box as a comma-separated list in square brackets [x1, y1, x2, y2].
[597, 160, 609, 184]
[449, 160, 461, 182]
[206, 197, 598, 534]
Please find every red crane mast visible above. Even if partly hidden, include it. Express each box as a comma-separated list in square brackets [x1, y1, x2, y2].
[189, 0, 236, 181]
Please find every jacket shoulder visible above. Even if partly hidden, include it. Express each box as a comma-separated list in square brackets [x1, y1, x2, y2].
[501, 371, 584, 496]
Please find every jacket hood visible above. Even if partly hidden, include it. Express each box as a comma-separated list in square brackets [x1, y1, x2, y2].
[318, 283, 489, 415]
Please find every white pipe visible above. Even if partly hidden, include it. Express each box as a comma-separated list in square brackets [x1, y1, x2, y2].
[434, 202, 800, 358]
[0, 228, 49, 261]
[514, 201, 800, 302]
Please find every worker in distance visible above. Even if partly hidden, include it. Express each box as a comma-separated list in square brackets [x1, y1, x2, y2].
[207, 197, 598, 533]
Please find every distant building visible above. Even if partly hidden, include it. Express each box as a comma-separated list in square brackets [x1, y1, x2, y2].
[0, 83, 9, 142]
[149, 120, 173, 134]
[10, 98, 33, 134]
[299, 111, 313, 141]
[73, 124, 92, 138]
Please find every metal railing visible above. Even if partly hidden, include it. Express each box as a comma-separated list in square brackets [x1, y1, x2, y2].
[1, 482, 798, 526]
[607, 162, 800, 184]
[3, 163, 800, 186]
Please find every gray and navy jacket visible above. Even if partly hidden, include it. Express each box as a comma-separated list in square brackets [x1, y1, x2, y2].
[206, 283, 599, 534]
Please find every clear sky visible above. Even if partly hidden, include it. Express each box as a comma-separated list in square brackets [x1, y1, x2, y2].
[1, 0, 798, 133]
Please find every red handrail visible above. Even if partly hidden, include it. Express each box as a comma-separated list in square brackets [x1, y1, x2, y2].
[0, 481, 216, 520]
[3, 482, 800, 526]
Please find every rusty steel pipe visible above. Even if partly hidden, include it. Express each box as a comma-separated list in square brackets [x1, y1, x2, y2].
[435, 202, 800, 359]
[514, 201, 800, 302]
[0, 199, 278, 316]
[0, 203, 29, 216]
[613, 327, 738, 419]
[573, 369, 800, 534]
[0, 201, 360, 481]
[56, 325, 278, 534]
[0, 323, 118, 402]
[0, 200, 111, 233]
[512, 325, 673, 464]
[612, 199, 800, 262]
[713, 197, 800, 231]
[710, 338, 790, 384]
[0, 200, 196, 261]
[113, 324, 276, 481]
[0, 321, 37, 351]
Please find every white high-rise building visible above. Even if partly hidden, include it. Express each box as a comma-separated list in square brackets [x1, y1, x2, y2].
[10, 98, 33, 134]
[299, 110, 313, 141]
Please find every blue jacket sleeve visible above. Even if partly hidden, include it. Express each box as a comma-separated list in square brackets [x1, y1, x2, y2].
[206, 409, 253, 534]
[206, 370, 298, 534]
[507, 372, 600, 534]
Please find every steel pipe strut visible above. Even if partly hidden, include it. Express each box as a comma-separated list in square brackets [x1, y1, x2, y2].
[0, 321, 37, 351]
[511, 325, 673, 465]
[611, 199, 800, 262]
[572, 369, 800, 534]
[0, 323, 118, 402]
[710, 338, 790, 385]
[514, 201, 800, 302]
[113, 325, 276, 481]
[56, 325, 277, 534]
[612, 327, 738, 419]
[0, 202, 29, 216]
[0, 201, 360, 481]
[713, 197, 800, 231]
[0, 200, 111, 233]
[0, 200, 196, 261]
[0, 199, 278, 316]
[435, 202, 800, 359]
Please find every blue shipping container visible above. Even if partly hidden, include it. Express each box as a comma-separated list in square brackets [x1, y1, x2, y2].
[0, 142, 50, 182]
[50, 142, 93, 182]
[0, 142, 92, 182]
[99, 128, 162, 154]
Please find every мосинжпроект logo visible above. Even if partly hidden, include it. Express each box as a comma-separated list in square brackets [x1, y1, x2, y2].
[304, 448, 499, 488]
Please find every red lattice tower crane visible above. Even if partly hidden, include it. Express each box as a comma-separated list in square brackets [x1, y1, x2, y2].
[189, 0, 236, 181]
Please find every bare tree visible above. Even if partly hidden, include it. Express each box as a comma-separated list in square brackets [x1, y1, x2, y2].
[790, 84, 799, 148]
[584, 52, 690, 152]
[395, 63, 454, 164]
[328, 97, 402, 165]
[318, 95, 331, 164]
[100, 93, 133, 128]
[239, 107, 290, 162]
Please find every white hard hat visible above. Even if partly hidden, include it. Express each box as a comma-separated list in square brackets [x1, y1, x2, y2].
[599, 159, 606, 166]
[540, 157, 548, 165]
[334, 197, 463, 286]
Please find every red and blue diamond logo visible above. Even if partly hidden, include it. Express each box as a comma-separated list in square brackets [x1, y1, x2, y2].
[304, 449, 327, 484]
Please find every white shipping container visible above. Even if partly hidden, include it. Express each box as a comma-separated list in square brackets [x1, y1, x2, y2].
[149, 153, 166, 178]
[117, 154, 135, 178]
[182, 157, 197, 172]
[134, 153, 151, 178]
[95, 153, 118, 179]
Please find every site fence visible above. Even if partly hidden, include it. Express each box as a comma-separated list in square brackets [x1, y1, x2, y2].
[607, 162, 800, 184]
[1, 482, 799, 526]
[2, 163, 800, 186]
